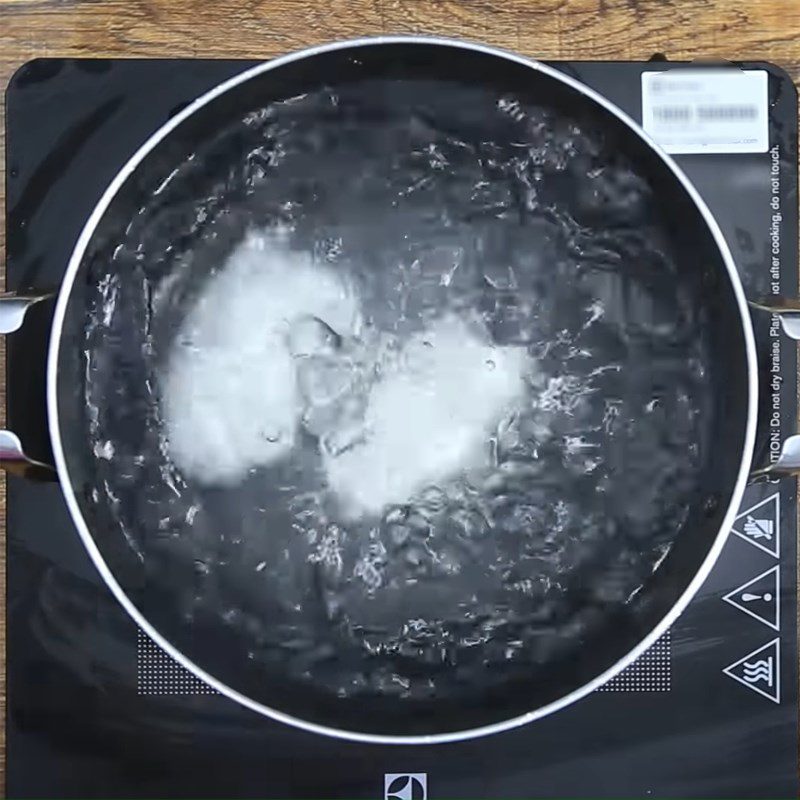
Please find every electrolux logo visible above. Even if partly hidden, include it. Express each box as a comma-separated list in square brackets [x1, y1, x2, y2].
[384, 773, 428, 800]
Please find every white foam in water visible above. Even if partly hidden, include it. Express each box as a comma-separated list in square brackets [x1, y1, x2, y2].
[164, 231, 527, 515]
[163, 231, 360, 484]
[324, 316, 527, 516]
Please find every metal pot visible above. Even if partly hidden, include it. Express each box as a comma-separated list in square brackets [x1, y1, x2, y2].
[3, 37, 799, 744]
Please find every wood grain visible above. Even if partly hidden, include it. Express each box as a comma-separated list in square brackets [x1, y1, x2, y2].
[0, 0, 799, 789]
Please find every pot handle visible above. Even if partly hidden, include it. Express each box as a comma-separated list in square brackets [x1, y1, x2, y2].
[0, 292, 57, 479]
[748, 298, 800, 481]
[750, 435, 800, 481]
[749, 297, 800, 340]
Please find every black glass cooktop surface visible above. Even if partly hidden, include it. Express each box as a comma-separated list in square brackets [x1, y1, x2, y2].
[4, 58, 798, 799]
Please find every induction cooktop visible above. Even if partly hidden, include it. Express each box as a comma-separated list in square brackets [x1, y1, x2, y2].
[4, 57, 798, 799]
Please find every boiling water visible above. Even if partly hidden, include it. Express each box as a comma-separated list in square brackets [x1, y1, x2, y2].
[83, 79, 710, 700]
[162, 231, 362, 486]
[164, 230, 530, 517]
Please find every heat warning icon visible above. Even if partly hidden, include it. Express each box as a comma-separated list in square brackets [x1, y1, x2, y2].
[723, 638, 780, 704]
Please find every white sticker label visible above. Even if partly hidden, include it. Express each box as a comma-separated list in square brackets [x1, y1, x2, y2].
[641, 69, 769, 154]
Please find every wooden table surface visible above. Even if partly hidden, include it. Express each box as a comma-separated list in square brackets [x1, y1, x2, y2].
[1, 0, 800, 788]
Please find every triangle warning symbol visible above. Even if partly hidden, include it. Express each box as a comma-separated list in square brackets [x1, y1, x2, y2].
[731, 492, 779, 558]
[722, 565, 780, 631]
[723, 638, 780, 704]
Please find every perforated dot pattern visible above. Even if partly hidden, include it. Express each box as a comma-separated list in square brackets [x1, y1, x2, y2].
[137, 627, 672, 697]
[137, 629, 218, 696]
[596, 629, 672, 692]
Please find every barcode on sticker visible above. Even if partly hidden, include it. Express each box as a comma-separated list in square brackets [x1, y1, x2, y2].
[642, 70, 768, 154]
[653, 105, 758, 121]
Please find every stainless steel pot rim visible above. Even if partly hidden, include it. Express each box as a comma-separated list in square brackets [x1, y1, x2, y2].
[45, 35, 759, 745]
